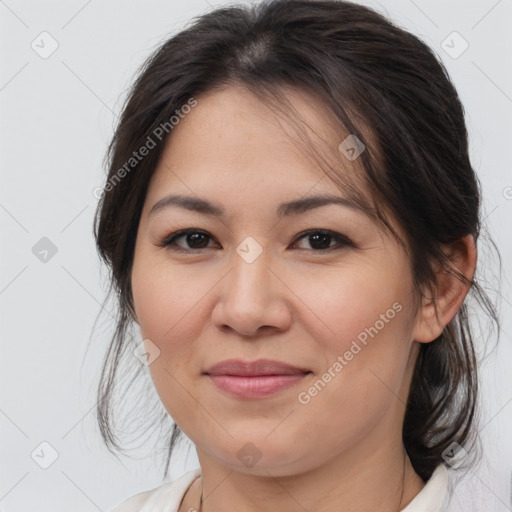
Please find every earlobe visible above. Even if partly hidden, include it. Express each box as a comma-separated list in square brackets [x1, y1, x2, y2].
[412, 235, 477, 343]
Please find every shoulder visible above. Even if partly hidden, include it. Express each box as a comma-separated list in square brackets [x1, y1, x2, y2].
[107, 467, 202, 512]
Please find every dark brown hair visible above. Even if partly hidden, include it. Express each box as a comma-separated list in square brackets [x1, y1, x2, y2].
[93, 0, 500, 482]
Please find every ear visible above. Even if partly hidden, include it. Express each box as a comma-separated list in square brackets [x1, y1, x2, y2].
[412, 234, 477, 343]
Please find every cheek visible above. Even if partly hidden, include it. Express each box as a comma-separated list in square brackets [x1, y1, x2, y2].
[285, 261, 413, 352]
[131, 253, 211, 344]
[291, 301, 414, 464]
[288, 264, 415, 416]
[130, 257, 211, 430]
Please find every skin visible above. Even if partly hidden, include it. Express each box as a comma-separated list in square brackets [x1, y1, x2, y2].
[130, 84, 476, 512]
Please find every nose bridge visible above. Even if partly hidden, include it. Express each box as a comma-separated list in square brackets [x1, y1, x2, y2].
[232, 239, 270, 302]
[228, 236, 273, 312]
[212, 235, 291, 335]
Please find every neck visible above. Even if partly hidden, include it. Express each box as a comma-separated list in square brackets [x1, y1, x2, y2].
[185, 439, 425, 512]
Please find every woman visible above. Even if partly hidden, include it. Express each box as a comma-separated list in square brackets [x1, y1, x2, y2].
[94, 1, 499, 510]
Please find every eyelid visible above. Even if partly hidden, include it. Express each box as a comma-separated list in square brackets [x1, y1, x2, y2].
[156, 228, 356, 253]
[156, 228, 218, 251]
[293, 229, 354, 244]
[291, 229, 356, 251]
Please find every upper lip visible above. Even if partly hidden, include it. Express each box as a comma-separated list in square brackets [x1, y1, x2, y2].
[204, 359, 311, 376]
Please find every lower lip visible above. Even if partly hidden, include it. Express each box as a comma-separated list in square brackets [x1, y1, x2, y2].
[206, 373, 310, 398]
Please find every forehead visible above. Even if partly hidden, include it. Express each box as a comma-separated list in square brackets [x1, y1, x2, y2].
[145, 84, 369, 208]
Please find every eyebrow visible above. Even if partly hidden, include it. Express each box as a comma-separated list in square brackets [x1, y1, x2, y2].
[149, 193, 373, 219]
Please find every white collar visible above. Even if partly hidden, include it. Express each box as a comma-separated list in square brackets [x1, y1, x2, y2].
[401, 464, 449, 512]
[114, 463, 449, 512]
[180, 464, 449, 512]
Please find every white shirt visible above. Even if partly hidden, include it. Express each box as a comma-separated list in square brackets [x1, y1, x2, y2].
[108, 464, 450, 512]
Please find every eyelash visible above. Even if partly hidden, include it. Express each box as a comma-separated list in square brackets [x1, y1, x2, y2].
[156, 228, 356, 253]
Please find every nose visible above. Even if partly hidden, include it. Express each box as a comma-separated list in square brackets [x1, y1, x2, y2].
[211, 246, 292, 337]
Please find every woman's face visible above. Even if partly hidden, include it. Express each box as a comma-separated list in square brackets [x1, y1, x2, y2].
[131, 85, 424, 476]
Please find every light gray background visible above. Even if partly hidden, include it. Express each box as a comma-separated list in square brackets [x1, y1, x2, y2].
[0, 0, 511, 510]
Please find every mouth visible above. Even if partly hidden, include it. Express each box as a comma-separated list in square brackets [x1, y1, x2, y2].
[203, 359, 312, 398]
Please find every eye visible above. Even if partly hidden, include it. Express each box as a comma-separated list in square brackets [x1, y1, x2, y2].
[291, 229, 355, 251]
[157, 229, 218, 252]
[156, 228, 355, 253]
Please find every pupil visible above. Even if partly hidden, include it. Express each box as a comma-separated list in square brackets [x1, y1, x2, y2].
[310, 233, 331, 249]
[188, 233, 208, 248]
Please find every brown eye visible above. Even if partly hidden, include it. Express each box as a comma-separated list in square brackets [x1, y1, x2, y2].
[292, 230, 355, 251]
[182, 232, 210, 249]
[156, 228, 355, 253]
[157, 229, 218, 252]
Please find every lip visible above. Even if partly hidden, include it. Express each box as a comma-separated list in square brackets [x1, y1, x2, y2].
[204, 358, 310, 376]
[203, 359, 311, 399]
